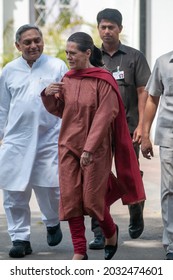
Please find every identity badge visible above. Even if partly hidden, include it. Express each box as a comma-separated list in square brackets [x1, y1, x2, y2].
[113, 70, 124, 80]
[113, 66, 124, 80]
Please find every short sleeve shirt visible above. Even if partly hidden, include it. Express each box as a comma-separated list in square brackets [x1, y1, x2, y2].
[101, 42, 151, 133]
[145, 51, 173, 147]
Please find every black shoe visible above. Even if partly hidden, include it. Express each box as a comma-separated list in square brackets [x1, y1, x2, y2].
[128, 201, 144, 239]
[82, 253, 88, 260]
[166, 253, 173, 260]
[47, 223, 63, 246]
[9, 240, 32, 258]
[104, 225, 119, 260]
[89, 235, 105, 250]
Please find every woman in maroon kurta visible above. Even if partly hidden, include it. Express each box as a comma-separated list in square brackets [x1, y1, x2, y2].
[42, 32, 145, 260]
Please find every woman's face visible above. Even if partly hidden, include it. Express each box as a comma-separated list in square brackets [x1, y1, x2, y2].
[65, 41, 91, 70]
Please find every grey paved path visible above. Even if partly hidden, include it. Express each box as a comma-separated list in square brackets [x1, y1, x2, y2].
[0, 145, 165, 260]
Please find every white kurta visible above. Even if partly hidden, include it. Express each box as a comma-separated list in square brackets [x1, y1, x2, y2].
[0, 54, 68, 191]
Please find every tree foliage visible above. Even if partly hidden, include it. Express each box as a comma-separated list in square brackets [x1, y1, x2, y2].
[42, 3, 86, 63]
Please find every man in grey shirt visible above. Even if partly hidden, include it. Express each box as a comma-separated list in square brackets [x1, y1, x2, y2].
[142, 51, 173, 260]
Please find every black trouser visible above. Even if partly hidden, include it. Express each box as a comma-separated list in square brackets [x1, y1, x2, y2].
[91, 217, 101, 235]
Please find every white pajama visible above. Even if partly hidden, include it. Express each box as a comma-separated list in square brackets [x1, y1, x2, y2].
[3, 185, 60, 241]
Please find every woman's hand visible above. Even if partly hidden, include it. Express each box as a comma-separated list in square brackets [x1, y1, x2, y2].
[80, 151, 93, 169]
[45, 82, 64, 97]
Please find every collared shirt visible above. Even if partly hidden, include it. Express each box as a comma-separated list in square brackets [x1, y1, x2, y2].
[0, 54, 68, 191]
[145, 51, 173, 147]
[101, 42, 151, 133]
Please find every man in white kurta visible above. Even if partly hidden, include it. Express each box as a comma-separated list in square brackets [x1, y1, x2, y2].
[0, 24, 68, 258]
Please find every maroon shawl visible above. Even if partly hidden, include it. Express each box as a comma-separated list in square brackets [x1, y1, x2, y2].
[65, 68, 146, 205]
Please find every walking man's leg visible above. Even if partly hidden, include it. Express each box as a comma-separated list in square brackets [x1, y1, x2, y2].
[89, 217, 105, 249]
[34, 186, 62, 246]
[3, 188, 32, 258]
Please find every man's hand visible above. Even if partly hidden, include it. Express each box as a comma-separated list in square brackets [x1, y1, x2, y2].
[141, 138, 154, 159]
[132, 125, 142, 145]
